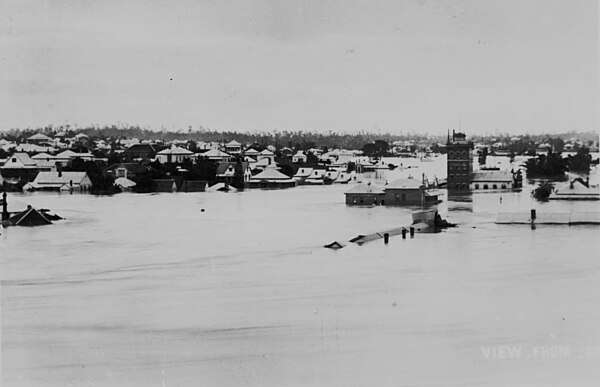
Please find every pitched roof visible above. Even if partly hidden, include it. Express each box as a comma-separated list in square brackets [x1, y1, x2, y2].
[216, 161, 250, 175]
[123, 143, 156, 153]
[200, 149, 231, 158]
[8, 207, 52, 226]
[259, 149, 274, 156]
[55, 150, 79, 159]
[386, 178, 423, 189]
[553, 180, 600, 196]
[472, 170, 512, 182]
[28, 133, 52, 141]
[345, 183, 385, 194]
[34, 171, 89, 185]
[5, 152, 36, 167]
[244, 148, 259, 155]
[31, 152, 54, 160]
[225, 140, 241, 147]
[157, 145, 193, 155]
[251, 167, 291, 180]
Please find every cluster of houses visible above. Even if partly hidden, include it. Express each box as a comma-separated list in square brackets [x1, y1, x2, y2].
[0, 132, 371, 192]
[1, 131, 596, 204]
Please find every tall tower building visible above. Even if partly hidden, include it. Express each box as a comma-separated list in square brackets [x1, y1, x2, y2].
[446, 130, 474, 190]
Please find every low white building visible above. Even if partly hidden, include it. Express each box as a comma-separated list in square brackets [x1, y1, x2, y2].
[25, 171, 92, 191]
[470, 170, 513, 190]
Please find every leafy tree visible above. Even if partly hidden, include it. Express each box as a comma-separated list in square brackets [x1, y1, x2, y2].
[361, 140, 390, 157]
[524, 151, 568, 178]
[567, 146, 592, 172]
[532, 181, 554, 201]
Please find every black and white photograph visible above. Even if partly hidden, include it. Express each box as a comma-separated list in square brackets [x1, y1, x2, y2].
[1, 0, 599, 385]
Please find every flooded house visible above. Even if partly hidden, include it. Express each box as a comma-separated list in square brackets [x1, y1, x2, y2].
[334, 171, 353, 183]
[249, 166, 297, 189]
[305, 169, 327, 184]
[384, 178, 441, 206]
[345, 182, 385, 205]
[324, 170, 340, 183]
[24, 171, 92, 192]
[549, 178, 600, 200]
[216, 161, 252, 186]
[470, 170, 514, 190]
[153, 179, 177, 192]
[0, 152, 41, 183]
[104, 163, 149, 181]
[293, 167, 313, 184]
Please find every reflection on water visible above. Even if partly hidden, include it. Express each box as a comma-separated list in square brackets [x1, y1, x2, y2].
[1, 157, 600, 386]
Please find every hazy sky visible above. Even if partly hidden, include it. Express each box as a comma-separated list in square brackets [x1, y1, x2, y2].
[1, 0, 598, 134]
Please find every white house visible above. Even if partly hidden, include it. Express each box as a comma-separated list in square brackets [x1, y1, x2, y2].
[1, 153, 37, 170]
[224, 140, 242, 154]
[27, 133, 53, 144]
[216, 161, 253, 183]
[156, 145, 194, 163]
[25, 171, 92, 191]
[292, 151, 307, 163]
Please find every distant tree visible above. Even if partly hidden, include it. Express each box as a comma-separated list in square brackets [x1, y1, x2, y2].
[361, 140, 389, 157]
[548, 137, 565, 153]
[346, 161, 356, 173]
[524, 151, 568, 178]
[567, 146, 592, 172]
[231, 156, 245, 190]
[478, 147, 489, 164]
[306, 152, 319, 165]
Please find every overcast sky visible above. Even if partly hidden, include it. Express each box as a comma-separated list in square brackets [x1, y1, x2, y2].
[1, 0, 598, 135]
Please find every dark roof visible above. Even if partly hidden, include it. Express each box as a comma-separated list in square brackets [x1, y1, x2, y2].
[180, 181, 207, 192]
[216, 161, 249, 175]
[8, 207, 52, 226]
[123, 143, 156, 154]
[154, 179, 176, 192]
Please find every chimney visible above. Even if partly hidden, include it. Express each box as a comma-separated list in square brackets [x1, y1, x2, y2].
[585, 177, 590, 188]
[58, 170, 62, 178]
[2, 192, 8, 221]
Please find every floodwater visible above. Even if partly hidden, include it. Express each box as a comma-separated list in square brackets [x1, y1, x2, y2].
[2, 157, 600, 386]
